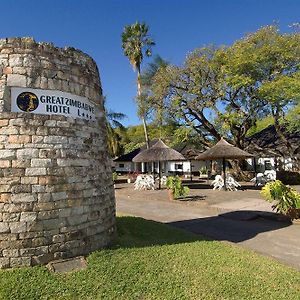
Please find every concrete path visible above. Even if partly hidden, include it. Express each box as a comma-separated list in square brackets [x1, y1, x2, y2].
[116, 184, 300, 271]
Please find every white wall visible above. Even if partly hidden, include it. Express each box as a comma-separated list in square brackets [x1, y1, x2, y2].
[115, 161, 134, 173]
[166, 160, 207, 174]
[246, 157, 294, 172]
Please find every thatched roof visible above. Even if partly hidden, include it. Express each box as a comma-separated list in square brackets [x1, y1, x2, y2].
[113, 148, 141, 162]
[133, 139, 186, 162]
[174, 144, 204, 160]
[196, 138, 253, 161]
[245, 125, 300, 157]
[114, 139, 159, 162]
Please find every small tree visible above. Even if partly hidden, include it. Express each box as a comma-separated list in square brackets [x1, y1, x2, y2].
[166, 176, 189, 200]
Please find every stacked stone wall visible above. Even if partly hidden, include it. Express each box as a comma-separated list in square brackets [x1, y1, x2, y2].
[0, 38, 116, 268]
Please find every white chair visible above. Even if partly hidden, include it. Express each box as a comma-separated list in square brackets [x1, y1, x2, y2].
[226, 175, 241, 191]
[134, 174, 155, 190]
[251, 173, 267, 186]
[264, 170, 276, 182]
[211, 175, 224, 190]
[160, 175, 167, 186]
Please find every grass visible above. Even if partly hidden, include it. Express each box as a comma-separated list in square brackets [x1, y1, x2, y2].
[0, 216, 300, 300]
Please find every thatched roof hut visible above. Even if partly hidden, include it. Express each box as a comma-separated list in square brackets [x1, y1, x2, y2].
[196, 138, 253, 161]
[133, 139, 185, 162]
[195, 138, 253, 190]
[175, 145, 203, 160]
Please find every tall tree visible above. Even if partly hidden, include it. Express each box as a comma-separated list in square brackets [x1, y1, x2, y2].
[151, 26, 300, 152]
[140, 55, 169, 136]
[121, 21, 155, 148]
[227, 25, 300, 154]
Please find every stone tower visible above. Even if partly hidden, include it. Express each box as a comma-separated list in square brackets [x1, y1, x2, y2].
[0, 38, 116, 268]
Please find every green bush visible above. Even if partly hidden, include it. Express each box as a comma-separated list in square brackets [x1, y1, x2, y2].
[112, 172, 118, 182]
[261, 180, 300, 219]
[166, 175, 189, 199]
[199, 167, 207, 175]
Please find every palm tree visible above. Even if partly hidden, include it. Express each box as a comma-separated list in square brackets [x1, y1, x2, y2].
[104, 99, 127, 158]
[121, 21, 155, 148]
[140, 55, 169, 136]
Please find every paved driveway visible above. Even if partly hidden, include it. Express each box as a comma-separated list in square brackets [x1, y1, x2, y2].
[115, 183, 300, 271]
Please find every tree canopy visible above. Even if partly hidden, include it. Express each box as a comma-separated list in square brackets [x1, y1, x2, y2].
[150, 25, 300, 150]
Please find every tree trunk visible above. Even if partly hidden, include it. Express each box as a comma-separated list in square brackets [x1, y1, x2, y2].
[273, 106, 294, 159]
[230, 160, 252, 181]
[137, 70, 150, 149]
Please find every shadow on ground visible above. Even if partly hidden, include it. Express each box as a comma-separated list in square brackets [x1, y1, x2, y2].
[168, 210, 291, 243]
[184, 180, 262, 191]
[177, 195, 206, 201]
[114, 216, 211, 248]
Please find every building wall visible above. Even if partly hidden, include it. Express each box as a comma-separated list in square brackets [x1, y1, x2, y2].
[115, 161, 134, 173]
[167, 160, 206, 174]
[0, 38, 115, 268]
[246, 157, 294, 172]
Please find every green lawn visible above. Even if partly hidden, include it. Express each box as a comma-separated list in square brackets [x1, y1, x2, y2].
[0, 216, 299, 300]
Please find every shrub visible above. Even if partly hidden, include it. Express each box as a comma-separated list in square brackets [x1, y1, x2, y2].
[166, 175, 189, 199]
[261, 180, 300, 219]
[199, 167, 207, 175]
[112, 172, 118, 182]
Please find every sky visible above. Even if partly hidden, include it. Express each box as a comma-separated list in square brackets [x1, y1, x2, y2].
[1, 0, 299, 126]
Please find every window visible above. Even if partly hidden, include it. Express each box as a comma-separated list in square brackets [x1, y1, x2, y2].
[264, 160, 272, 170]
[119, 163, 124, 168]
[175, 164, 183, 170]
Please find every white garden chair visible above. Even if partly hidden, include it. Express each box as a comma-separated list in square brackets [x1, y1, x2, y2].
[226, 175, 241, 191]
[264, 170, 276, 182]
[134, 174, 155, 190]
[250, 172, 267, 186]
[211, 175, 224, 190]
[160, 175, 167, 186]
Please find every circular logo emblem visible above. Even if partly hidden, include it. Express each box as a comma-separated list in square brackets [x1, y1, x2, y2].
[16, 92, 39, 112]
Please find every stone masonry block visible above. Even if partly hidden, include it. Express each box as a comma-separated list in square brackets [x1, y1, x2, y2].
[0, 222, 9, 233]
[44, 136, 68, 144]
[7, 74, 27, 87]
[12, 159, 31, 168]
[16, 148, 39, 159]
[0, 149, 15, 159]
[2, 249, 19, 257]
[0, 160, 10, 168]
[0, 258, 10, 269]
[21, 177, 38, 185]
[20, 212, 37, 222]
[31, 158, 52, 167]
[25, 167, 47, 176]
[8, 135, 31, 144]
[10, 257, 31, 268]
[57, 159, 90, 167]
[11, 193, 36, 203]
[9, 222, 27, 233]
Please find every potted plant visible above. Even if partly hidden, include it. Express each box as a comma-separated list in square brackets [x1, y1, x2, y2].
[166, 175, 189, 200]
[199, 167, 208, 178]
[112, 172, 118, 188]
[261, 180, 300, 221]
[127, 175, 131, 184]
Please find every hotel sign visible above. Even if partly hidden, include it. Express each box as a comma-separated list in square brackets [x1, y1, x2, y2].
[11, 87, 96, 121]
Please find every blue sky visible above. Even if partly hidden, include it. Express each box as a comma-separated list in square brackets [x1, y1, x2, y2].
[2, 0, 299, 126]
